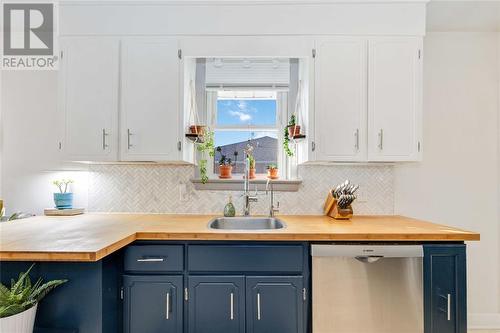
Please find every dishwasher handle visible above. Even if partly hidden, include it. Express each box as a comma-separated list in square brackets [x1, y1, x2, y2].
[312, 245, 424, 258]
[355, 255, 384, 263]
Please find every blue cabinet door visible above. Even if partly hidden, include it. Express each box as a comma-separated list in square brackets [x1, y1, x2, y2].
[424, 245, 467, 333]
[246, 276, 304, 333]
[188, 276, 245, 333]
[123, 275, 183, 333]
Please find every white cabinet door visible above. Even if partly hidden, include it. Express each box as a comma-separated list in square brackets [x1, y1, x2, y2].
[120, 38, 181, 161]
[367, 37, 422, 161]
[60, 38, 119, 161]
[314, 37, 368, 161]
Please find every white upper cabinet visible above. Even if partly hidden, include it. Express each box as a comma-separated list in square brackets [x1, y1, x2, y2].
[120, 38, 181, 161]
[312, 36, 422, 162]
[314, 37, 368, 161]
[367, 37, 422, 161]
[60, 38, 119, 161]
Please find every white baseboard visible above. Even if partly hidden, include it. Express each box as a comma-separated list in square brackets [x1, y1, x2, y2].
[469, 313, 500, 329]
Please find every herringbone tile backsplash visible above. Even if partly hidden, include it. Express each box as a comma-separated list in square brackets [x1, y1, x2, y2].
[88, 164, 394, 215]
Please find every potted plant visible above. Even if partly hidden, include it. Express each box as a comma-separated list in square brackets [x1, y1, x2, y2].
[267, 164, 279, 179]
[0, 264, 67, 333]
[287, 114, 301, 137]
[218, 155, 233, 179]
[248, 156, 256, 179]
[52, 179, 74, 209]
[189, 125, 206, 136]
[283, 115, 301, 157]
[196, 130, 215, 184]
[244, 144, 256, 179]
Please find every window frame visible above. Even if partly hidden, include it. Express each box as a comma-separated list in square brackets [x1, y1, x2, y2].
[206, 89, 288, 179]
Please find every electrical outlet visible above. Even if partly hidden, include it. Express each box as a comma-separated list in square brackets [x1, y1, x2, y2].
[356, 188, 368, 203]
[179, 183, 189, 202]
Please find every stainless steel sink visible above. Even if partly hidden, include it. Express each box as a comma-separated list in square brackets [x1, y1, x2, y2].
[208, 217, 286, 230]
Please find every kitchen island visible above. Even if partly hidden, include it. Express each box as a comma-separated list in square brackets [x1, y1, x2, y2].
[0, 214, 479, 333]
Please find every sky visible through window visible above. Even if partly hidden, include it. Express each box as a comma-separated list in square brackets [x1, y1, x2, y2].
[216, 99, 277, 147]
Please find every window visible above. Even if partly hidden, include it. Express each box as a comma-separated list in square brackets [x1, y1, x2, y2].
[207, 90, 287, 177]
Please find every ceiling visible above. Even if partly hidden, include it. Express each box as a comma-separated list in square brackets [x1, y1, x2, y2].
[427, 1, 500, 32]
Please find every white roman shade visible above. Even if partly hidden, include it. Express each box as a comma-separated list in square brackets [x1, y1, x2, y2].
[205, 58, 290, 88]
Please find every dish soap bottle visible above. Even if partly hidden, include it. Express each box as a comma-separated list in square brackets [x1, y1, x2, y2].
[224, 195, 236, 217]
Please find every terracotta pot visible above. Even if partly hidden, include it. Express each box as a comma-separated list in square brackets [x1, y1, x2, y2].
[267, 168, 279, 179]
[249, 168, 256, 179]
[219, 165, 233, 179]
[189, 125, 206, 136]
[287, 125, 301, 137]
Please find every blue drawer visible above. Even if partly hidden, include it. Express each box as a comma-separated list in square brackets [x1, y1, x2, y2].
[188, 245, 304, 273]
[124, 245, 183, 272]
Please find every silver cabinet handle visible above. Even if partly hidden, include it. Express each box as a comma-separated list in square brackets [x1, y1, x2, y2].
[354, 129, 360, 151]
[136, 258, 164, 262]
[447, 294, 451, 321]
[127, 129, 133, 149]
[378, 129, 384, 150]
[230, 292, 234, 320]
[166, 292, 170, 320]
[257, 292, 261, 320]
[102, 129, 109, 150]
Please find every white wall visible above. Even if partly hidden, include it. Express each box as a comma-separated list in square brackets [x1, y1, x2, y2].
[394, 32, 500, 329]
[1, 71, 88, 216]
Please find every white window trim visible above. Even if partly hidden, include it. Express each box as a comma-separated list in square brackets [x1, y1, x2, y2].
[206, 89, 289, 180]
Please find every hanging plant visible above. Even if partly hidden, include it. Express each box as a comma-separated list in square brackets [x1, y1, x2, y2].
[283, 115, 296, 157]
[197, 130, 215, 184]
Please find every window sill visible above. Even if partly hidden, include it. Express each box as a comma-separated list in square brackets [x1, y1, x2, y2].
[191, 178, 302, 192]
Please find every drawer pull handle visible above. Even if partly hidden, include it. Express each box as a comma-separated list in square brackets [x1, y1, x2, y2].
[230, 292, 234, 320]
[166, 292, 170, 320]
[257, 292, 261, 320]
[447, 294, 451, 321]
[137, 258, 165, 262]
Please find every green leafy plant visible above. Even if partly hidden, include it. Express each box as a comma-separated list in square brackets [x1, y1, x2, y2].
[52, 179, 74, 193]
[283, 114, 296, 157]
[218, 155, 232, 166]
[196, 130, 215, 184]
[0, 264, 67, 318]
[266, 164, 278, 170]
[248, 155, 255, 169]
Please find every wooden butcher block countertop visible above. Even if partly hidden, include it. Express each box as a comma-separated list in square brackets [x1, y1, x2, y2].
[0, 213, 479, 262]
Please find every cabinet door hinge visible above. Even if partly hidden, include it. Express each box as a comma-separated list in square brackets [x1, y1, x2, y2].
[312, 48, 316, 58]
[177, 141, 182, 151]
[302, 288, 307, 301]
[418, 49, 422, 59]
[418, 141, 421, 152]
[178, 49, 182, 60]
[60, 51, 63, 59]
[58, 142, 62, 150]
[120, 287, 124, 300]
[184, 288, 189, 301]
[311, 141, 316, 152]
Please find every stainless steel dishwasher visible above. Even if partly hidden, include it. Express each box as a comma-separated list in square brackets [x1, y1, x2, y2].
[312, 244, 424, 333]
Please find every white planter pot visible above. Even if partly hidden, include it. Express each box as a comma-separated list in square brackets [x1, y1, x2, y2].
[0, 304, 37, 333]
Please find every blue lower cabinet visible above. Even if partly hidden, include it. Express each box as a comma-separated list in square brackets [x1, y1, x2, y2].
[123, 275, 183, 333]
[424, 244, 467, 333]
[246, 276, 305, 333]
[188, 276, 245, 333]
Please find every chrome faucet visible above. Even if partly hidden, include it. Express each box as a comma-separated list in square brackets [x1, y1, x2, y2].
[266, 179, 280, 217]
[243, 154, 258, 216]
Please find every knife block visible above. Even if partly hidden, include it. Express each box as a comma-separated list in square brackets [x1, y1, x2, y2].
[324, 191, 353, 220]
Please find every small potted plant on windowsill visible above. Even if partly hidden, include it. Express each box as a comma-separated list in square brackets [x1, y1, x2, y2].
[197, 130, 215, 184]
[0, 264, 67, 333]
[267, 164, 279, 179]
[52, 179, 74, 209]
[218, 155, 233, 179]
[248, 156, 256, 179]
